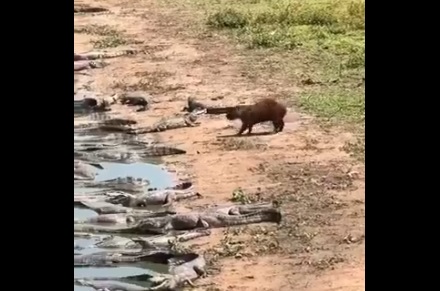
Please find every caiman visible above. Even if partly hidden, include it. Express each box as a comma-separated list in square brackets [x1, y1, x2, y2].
[74, 142, 120, 152]
[74, 4, 109, 14]
[73, 208, 281, 234]
[74, 253, 206, 290]
[74, 50, 137, 61]
[91, 229, 211, 249]
[74, 201, 131, 214]
[74, 145, 186, 161]
[74, 248, 174, 267]
[73, 181, 193, 197]
[74, 229, 211, 251]
[74, 151, 138, 163]
[74, 60, 108, 71]
[74, 97, 111, 113]
[113, 91, 154, 112]
[74, 160, 103, 180]
[99, 111, 203, 135]
[74, 176, 149, 193]
[101, 189, 202, 208]
[74, 211, 173, 225]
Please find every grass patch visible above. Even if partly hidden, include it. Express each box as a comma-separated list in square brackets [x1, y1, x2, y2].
[216, 137, 268, 151]
[298, 88, 364, 124]
[112, 70, 183, 94]
[74, 24, 119, 36]
[74, 24, 136, 49]
[91, 35, 130, 49]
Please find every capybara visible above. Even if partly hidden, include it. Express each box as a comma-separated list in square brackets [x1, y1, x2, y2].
[226, 98, 287, 135]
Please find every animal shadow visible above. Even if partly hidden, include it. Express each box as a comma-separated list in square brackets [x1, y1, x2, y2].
[217, 132, 276, 139]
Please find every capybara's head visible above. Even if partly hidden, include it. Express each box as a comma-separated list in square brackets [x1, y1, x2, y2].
[226, 107, 240, 120]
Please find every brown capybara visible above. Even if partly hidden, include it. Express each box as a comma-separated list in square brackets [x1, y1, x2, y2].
[226, 98, 287, 135]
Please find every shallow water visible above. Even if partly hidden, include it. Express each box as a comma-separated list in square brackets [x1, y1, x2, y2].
[74, 130, 174, 290]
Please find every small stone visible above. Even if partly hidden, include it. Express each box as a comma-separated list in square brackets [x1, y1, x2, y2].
[235, 253, 243, 259]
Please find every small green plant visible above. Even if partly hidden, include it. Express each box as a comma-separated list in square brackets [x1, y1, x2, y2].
[207, 8, 248, 29]
[91, 35, 129, 49]
[74, 24, 119, 36]
[231, 188, 252, 204]
[342, 137, 365, 162]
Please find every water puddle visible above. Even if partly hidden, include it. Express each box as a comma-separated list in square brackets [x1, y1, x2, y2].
[74, 128, 174, 290]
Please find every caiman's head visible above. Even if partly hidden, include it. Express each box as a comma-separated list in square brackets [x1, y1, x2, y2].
[126, 215, 136, 224]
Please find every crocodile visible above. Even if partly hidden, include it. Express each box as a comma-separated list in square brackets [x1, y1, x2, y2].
[74, 60, 108, 71]
[73, 208, 281, 234]
[74, 253, 206, 290]
[74, 176, 149, 193]
[74, 50, 137, 61]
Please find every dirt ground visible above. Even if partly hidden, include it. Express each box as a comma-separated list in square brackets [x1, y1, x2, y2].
[74, 0, 365, 290]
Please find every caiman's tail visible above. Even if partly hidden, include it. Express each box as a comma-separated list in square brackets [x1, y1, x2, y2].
[227, 208, 282, 226]
[142, 146, 186, 157]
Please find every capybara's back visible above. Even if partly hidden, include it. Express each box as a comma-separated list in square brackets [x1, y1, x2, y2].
[248, 98, 287, 124]
[226, 98, 287, 134]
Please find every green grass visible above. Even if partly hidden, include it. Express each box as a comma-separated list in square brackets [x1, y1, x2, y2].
[205, 0, 364, 68]
[189, 0, 364, 125]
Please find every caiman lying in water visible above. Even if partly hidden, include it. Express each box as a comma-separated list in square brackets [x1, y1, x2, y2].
[73, 206, 281, 234]
[74, 247, 173, 267]
[74, 189, 202, 208]
[75, 253, 206, 290]
[73, 210, 173, 225]
[74, 49, 138, 60]
[75, 229, 211, 250]
[74, 145, 186, 160]
[74, 201, 170, 215]
[74, 160, 103, 180]
[74, 176, 149, 193]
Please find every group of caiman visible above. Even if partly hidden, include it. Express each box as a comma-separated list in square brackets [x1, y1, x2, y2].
[74, 45, 283, 291]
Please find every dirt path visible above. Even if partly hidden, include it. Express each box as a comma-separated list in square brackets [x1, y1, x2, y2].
[74, 0, 365, 290]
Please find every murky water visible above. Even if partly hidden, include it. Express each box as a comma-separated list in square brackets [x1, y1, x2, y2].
[74, 130, 174, 290]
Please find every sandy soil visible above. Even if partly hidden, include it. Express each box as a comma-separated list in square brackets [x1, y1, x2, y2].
[74, 1, 365, 290]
